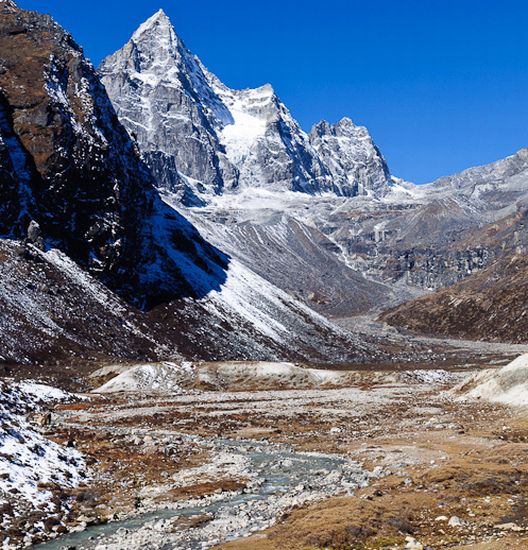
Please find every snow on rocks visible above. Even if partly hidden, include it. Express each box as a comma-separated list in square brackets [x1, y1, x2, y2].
[458, 353, 528, 406]
[100, 9, 391, 201]
[92, 360, 356, 394]
[0, 381, 86, 546]
[94, 362, 195, 394]
[403, 369, 453, 384]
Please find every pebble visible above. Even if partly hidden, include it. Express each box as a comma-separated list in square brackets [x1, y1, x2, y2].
[404, 536, 424, 549]
[448, 515, 467, 527]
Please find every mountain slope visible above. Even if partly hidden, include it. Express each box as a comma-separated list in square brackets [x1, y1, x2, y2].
[0, 0, 230, 309]
[172, 190, 395, 317]
[380, 205, 528, 343]
[0, 2, 384, 366]
[302, 148, 528, 293]
[381, 253, 528, 344]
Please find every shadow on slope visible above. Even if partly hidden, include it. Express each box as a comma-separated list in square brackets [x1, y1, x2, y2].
[0, 1, 229, 310]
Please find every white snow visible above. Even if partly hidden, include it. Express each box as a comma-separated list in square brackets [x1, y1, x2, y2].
[16, 381, 75, 403]
[214, 85, 272, 164]
[404, 369, 453, 384]
[0, 382, 86, 514]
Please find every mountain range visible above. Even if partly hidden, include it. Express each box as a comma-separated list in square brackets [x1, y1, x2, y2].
[1, 2, 527, 369]
[99, 9, 528, 323]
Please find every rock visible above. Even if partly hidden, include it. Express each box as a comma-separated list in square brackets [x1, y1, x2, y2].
[404, 536, 424, 550]
[31, 411, 52, 427]
[448, 515, 467, 527]
[494, 522, 523, 532]
[26, 220, 44, 249]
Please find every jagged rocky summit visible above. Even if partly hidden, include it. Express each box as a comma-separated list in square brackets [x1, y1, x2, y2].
[99, 10, 392, 205]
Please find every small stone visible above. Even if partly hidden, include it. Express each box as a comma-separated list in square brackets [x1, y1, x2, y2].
[404, 536, 424, 550]
[494, 522, 523, 532]
[448, 515, 466, 527]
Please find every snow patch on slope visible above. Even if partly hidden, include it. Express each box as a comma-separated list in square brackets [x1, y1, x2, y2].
[95, 361, 195, 394]
[212, 83, 273, 164]
[0, 381, 85, 519]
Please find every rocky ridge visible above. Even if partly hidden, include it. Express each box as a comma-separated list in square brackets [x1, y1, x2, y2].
[99, 10, 391, 204]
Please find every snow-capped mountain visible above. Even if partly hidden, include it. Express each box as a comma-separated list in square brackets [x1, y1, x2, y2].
[310, 118, 391, 197]
[99, 10, 391, 203]
[100, 9, 528, 323]
[0, 1, 387, 365]
[99, 10, 237, 205]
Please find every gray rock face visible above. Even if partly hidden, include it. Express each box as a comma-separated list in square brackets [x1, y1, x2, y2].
[178, 198, 395, 317]
[1, 2, 388, 366]
[100, 11, 391, 201]
[99, 10, 237, 205]
[100, 9, 528, 327]
[311, 150, 528, 293]
[310, 118, 391, 197]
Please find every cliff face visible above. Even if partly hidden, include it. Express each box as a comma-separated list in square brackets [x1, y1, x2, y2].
[381, 208, 528, 343]
[310, 118, 391, 198]
[0, 1, 230, 308]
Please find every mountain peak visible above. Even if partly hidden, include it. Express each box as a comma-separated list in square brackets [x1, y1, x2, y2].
[337, 116, 356, 128]
[132, 8, 175, 42]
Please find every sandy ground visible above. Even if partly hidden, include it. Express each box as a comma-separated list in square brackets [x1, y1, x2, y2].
[13, 362, 526, 550]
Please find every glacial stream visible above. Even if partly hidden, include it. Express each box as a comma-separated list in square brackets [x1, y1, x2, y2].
[36, 438, 373, 550]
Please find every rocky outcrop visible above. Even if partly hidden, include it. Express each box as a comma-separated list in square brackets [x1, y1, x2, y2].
[381, 254, 528, 344]
[308, 149, 528, 295]
[310, 118, 391, 197]
[99, 10, 391, 201]
[380, 206, 528, 342]
[0, 91, 36, 237]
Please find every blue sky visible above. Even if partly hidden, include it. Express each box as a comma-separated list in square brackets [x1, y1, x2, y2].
[18, 0, 528, 183]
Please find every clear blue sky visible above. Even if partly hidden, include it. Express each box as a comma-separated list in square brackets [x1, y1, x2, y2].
[18, 0, 528, 183]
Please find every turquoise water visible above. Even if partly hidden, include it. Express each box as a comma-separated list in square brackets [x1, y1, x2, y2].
[35, 439, 359, 550]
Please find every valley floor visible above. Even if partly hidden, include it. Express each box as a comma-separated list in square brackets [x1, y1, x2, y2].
[9, 356, 528, 550]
